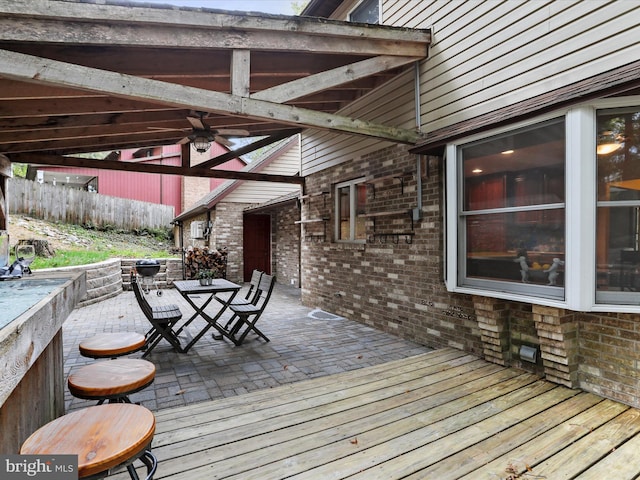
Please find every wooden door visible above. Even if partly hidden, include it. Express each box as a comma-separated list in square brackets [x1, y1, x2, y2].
[243, 214, 271, 281]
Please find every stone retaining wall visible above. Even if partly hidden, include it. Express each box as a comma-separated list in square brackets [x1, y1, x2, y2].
[38, 257, 183, 307]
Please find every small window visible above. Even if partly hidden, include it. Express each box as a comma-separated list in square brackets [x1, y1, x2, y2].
[335, 177, 367, 242]
[596, 106, 640, 304]
[458, 118, 566, 298]
[349, 0, 380, 24]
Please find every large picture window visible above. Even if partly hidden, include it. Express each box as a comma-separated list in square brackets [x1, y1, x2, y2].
[335, 178, 367, 242]
[596, 107, 640, 304]
[446, 98, 640, 311]
[458, 119, 566, 298]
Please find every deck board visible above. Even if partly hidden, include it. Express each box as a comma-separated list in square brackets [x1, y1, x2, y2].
[118, 348, 640, 479]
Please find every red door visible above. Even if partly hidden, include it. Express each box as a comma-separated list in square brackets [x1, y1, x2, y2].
[243, 214, 271, 281]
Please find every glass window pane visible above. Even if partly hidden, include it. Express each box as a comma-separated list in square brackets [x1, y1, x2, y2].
[462, 119, 565, 211]
[597, 108, 640, 297]
[596, 206, 640, 291]
[597, 108, 640, 201]
[350, 0, 379, 23]
[465, 210, 565, 285]
[338, 186, 350, 240]
[355, 183, 367, 240]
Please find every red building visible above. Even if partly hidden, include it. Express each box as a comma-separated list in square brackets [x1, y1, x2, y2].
[28, 144, 246, 216]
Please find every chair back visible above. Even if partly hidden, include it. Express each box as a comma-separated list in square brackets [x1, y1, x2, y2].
[255, 274, 276, 310]
[131, 273, 153, 320]
[245, 270, 264, 303]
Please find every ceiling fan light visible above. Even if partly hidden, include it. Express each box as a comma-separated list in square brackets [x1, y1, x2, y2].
[596, 142, 622, 156]
[191, 134, 211, 153]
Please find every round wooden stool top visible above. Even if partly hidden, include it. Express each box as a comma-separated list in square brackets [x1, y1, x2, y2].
[68, 359, 156, 401]
[20, 403, 155, 478]
[79, 332, 146, 358]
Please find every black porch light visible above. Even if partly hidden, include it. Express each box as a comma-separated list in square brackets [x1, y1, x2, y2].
[190, 130, 214, 153]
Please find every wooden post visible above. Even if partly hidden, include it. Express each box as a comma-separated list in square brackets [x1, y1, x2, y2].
[0, 154, 10, 230]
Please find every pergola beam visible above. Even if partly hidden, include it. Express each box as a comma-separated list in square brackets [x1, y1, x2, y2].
[0, 1, 430, 57]
[198, 130, 302, 169]
[10, 153, 305, 185]
[252, 55, 421, 104]
[0, 49, 422, 144]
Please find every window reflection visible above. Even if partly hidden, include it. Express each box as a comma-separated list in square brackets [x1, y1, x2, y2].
[349, 0, 379, 24]
[335, 178, 367, 242]
[596, 108, 640, 294]
[338, 185, 350, 240]
[461, 119, 566, 290]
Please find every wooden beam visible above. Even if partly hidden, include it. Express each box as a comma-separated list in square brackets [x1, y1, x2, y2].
[9, 153, 305, 185]
[0, 129, 185, 154]
[0, 1, 430, 56]
[0, 18, 427, 58]
[252, 55, 420, 103]
[198, 130, 301, 169]
[0, 49, 422, 144]
[0, 122, 183, 144]
[0, 154, 10, 177]
[0, 96, 174, 118]
[0, 154, 9, 229]
[181, 143, 190, 169]
[0, 109, 186, 130]
[231, 50, 251, 98]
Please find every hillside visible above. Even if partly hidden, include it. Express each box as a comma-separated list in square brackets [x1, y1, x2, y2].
[7, 215, 175, 257]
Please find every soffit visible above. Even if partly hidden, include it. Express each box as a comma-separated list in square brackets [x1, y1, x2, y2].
[0, 0, 430, 184]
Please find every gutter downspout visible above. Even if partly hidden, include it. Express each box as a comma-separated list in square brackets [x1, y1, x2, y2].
[414, 61, 423, 221]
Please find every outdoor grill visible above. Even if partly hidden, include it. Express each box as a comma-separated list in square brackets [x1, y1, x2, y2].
[135, 259, 162, 296]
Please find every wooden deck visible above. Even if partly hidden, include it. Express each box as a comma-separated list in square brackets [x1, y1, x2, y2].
[126, 348, 640, 479]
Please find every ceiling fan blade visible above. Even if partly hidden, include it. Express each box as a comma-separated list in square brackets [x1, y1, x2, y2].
[187, 115, 206, 130]
[216, 129, 250, 137]
[214, 134, 234, 147]
[178, 137, 191, 145]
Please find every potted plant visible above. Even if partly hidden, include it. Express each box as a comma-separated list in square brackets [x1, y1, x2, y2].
[196, 269, 213, 286]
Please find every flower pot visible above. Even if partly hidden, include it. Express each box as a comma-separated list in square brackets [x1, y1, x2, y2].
[199, 278, 207, 286]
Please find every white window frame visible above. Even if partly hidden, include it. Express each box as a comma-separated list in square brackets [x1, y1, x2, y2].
[334, 177, 366, 243]
[445, 95, 640, 313]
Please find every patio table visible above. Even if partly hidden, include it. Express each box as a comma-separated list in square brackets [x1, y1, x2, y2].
[173, 279, 241, 352]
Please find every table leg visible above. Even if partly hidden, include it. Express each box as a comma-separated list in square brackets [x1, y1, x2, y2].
[174, 292, 218, 336]
[181, 289, 240, 352]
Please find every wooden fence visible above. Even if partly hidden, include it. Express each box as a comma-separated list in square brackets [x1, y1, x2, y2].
[8, 178, 174, 230]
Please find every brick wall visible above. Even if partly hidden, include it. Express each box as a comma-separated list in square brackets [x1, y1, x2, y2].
[273, 203, 301, 287]
[301, 144, 483, 355]
[182, 177, 210, 212]
[298, 143, 640, 408]
[212, 202, 249, 284]
[578, 312, 640, 406]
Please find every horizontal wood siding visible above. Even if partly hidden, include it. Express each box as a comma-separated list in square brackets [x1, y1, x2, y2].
[302, 68, 415, 175]
[225, 181, 299, 204]
[225, 140, 301, 203]
[302, 0, 640, 174]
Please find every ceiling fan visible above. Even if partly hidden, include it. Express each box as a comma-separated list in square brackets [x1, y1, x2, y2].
[150, 111, 250, 152]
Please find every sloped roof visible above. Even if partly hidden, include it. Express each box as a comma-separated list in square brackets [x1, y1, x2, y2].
[174, 135, 299, 221]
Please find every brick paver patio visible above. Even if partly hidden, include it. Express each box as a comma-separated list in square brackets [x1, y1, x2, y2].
[63, 283, 432, 412]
